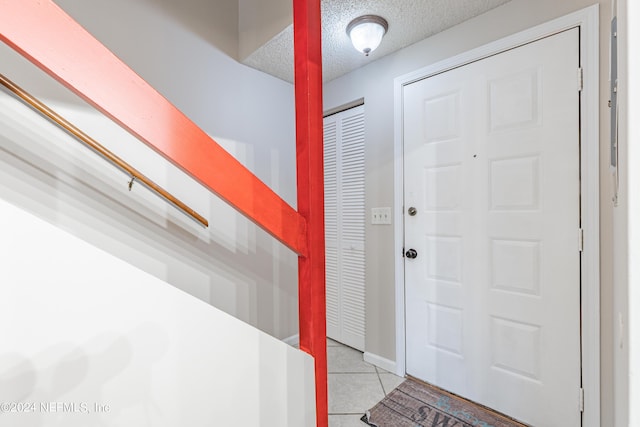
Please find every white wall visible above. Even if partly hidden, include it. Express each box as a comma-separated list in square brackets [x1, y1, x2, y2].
[613, 2, 628, 425]
[0, 0, 299, 340]
[615, 0, 639, 425]
[0, 197, 315, 427]
[625, 2, 640, 423]
[323, 0, 616, 424]
[625, 2, 640, 424]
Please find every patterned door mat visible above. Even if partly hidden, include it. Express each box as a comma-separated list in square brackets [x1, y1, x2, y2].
[361, 378, 528, 427]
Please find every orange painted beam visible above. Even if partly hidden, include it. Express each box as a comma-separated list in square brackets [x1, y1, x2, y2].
[293, 0, 328, 425]
[0, 0, 308, 256]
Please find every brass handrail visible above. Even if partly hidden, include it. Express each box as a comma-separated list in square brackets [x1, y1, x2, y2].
[0, 73, 208, 228]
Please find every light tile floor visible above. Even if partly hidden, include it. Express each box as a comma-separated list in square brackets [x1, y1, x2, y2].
[327, 338, 405, 427]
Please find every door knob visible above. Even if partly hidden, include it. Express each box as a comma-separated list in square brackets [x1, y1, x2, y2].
[405, 249, 418, 259]
[408, 207, 417, 216]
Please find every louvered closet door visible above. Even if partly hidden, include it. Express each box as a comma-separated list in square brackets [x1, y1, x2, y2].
[324, 105, 365, 351]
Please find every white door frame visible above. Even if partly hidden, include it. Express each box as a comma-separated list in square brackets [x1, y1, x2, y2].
[393, 5, 600, 426]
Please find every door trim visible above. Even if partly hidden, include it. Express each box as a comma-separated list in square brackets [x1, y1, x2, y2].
[393, 5, 600, 426]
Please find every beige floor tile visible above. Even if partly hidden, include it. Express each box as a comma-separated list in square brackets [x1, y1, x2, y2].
[378, 372, 406, 395]
[328, 373, 385, 414]
[328, 414, 367, 427]
[327, 338, 343, 347]
[328, 345, 376, 373]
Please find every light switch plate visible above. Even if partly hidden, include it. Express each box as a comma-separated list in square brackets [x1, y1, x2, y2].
[371, 207, 392, 225]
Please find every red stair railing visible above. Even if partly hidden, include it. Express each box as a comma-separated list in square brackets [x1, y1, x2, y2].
[293, 0, 328, 425]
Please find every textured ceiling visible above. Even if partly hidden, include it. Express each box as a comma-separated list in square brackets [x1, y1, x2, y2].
[243, 0, 511, 83]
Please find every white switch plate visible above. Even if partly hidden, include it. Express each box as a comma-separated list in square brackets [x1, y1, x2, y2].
[371, 207, 392, 225]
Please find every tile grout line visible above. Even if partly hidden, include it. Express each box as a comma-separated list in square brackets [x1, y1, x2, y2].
[328, 339, 397, 419]
[374, 365, 387, 396]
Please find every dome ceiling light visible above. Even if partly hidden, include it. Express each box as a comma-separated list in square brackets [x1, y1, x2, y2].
[346, 15, 389, 56]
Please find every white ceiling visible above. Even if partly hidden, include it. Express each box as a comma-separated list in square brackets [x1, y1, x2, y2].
[243, 0, 511, 83]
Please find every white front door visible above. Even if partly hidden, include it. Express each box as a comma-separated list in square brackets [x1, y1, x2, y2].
[403, 28, 581, 426]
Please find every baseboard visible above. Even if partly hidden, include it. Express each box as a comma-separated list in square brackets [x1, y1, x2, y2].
[364, 352, 401, 376]
[282, 333, 300, 348]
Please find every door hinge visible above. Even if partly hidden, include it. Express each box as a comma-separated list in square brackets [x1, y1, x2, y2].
[579, 387, 585, 412]
[579, 228, 584, 252]
[578, 68, 584, 92]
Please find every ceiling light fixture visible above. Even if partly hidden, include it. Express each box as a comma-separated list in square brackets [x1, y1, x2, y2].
[346, 15, 388, 56]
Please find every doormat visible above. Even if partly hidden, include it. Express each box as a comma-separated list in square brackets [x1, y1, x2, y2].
[361, 379, 528, 427]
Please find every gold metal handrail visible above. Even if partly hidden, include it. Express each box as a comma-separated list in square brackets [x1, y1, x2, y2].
[0, 73, 208, 228]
